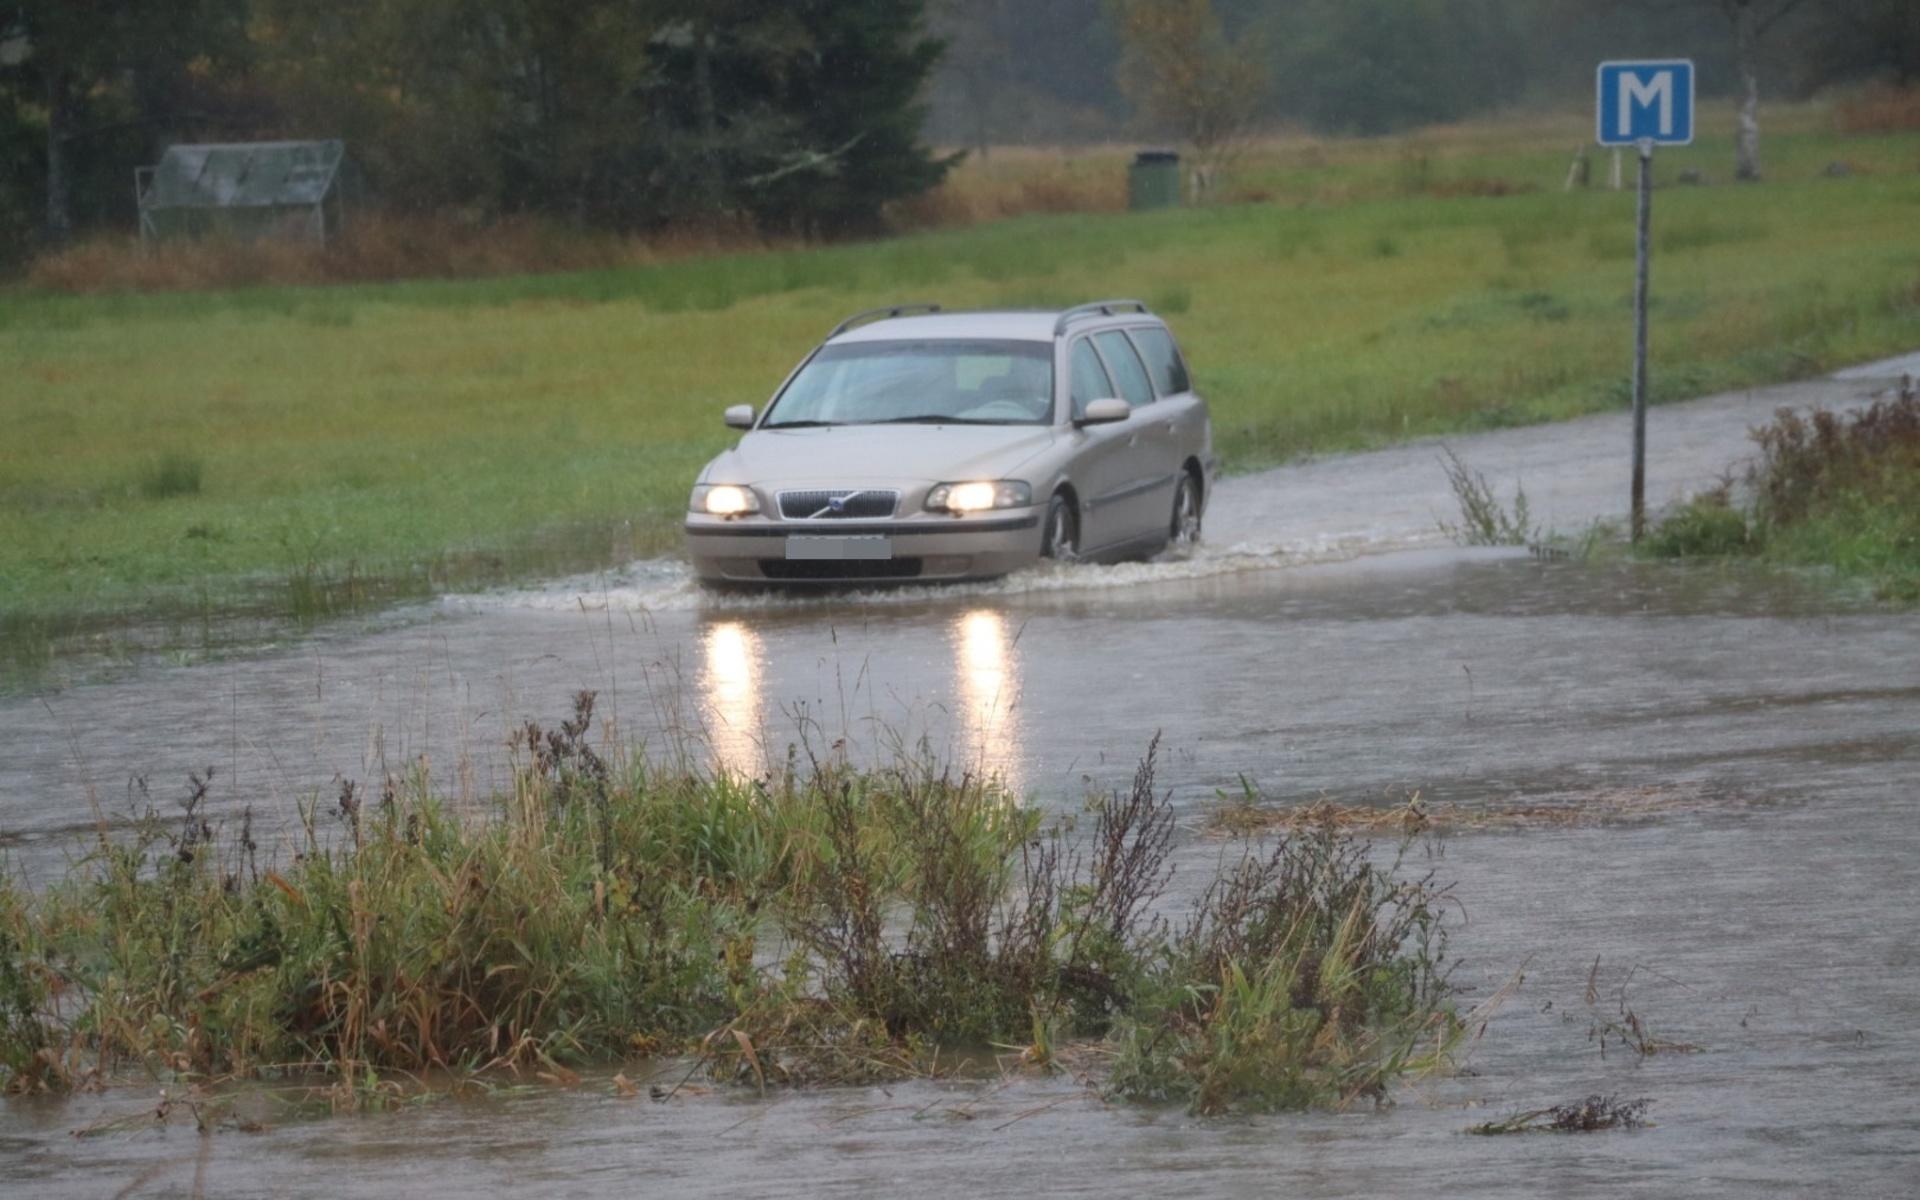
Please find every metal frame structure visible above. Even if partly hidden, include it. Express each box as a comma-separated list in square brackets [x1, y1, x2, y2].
[136, 140, 352, 247]
[821, 301, 1158, 343]
[1053, 299, 1150, 335]
[827, 303, 944, 339]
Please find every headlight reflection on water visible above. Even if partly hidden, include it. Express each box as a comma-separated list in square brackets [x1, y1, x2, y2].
[701, 620, 763, 774]
[953, 608, 1023, 796]
[699, 610, 1022, 790]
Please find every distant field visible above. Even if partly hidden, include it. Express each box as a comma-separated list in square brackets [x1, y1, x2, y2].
[4, 110, 1920, 669]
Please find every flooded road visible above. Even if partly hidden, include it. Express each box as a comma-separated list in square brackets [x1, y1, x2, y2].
[5, 374, 1899, 849]
[3, 371, 1918, 1195]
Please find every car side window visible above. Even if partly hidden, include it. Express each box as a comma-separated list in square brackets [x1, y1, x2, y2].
[1069, 339, 1114, 421]
[1093, 331, 1154, 408]
[1128, 327, 1191, 396]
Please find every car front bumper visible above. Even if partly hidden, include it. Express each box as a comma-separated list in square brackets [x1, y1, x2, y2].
[684, 512, 1045, 584]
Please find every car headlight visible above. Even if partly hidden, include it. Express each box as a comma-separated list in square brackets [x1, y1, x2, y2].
[925, 481, 1032, 514]
[690, 484, 760, 517]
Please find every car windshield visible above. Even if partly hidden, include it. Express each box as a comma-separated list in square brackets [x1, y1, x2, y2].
[762, 340, 1054, 427]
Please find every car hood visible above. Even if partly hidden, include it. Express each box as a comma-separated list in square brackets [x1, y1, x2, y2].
[706, 424, 1059, 485]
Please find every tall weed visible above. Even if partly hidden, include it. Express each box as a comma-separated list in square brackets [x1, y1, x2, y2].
[1438, 447, 1537, 546]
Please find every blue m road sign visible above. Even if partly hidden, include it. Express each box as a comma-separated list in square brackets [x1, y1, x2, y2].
[1597, 60, 1695, 146]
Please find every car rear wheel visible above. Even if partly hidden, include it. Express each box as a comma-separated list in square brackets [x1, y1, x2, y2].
[1168, 472, 1202, 553]
[1041, 494, 1078, 563]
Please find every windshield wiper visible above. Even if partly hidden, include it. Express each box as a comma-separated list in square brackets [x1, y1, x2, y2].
[761, 419, 840, 429]
[872, 415, 1004, 425]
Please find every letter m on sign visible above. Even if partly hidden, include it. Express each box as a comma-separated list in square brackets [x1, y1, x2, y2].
[1597, 60, 1695, 146]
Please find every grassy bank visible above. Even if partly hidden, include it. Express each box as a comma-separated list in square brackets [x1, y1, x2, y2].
[1646, 386, 1920, 600]
[0, 723, 1457, 1115]
[4, 110, 1920, 672]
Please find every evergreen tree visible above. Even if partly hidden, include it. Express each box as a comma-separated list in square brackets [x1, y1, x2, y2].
[725, 0, 956, 234]
[0, 0, 250, 245]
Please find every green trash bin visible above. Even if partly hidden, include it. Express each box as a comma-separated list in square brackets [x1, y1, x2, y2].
[1128, 149, 1182, 211]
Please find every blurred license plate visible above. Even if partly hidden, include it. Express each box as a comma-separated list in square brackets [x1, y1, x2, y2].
[786, 535, 892, 561]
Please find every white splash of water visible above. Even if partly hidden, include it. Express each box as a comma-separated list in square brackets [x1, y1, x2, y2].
[440, 526, 1438, 617]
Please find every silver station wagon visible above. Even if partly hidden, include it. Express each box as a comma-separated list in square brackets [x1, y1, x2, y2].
[685, 300, 1214, 585]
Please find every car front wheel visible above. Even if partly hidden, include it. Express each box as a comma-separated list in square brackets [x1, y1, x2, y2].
[1168, 472, 1202, 553]
[1041, 494, 1078, 562]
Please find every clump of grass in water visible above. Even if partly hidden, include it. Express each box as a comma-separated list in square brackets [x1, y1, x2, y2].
[282, 559, 420, 627]
[1643, 484, 1755, 558]
[0, 615, 59, 689]
[1582, 957, 1702, 1059]
[1105, 820, 1457, 1114]
[0, 709, 1460, 1115]
[705, 738, 1182, 1085]
[714, 739, 1461, 1111]
[0, 882, 67, 1092]
[0, 694, 755, 1098]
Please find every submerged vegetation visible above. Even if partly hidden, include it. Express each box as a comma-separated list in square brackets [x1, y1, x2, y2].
[1467, 1094, 1653, 1136]
[1207, 781, 1734, 837]
[0, 717, 1459, 1115]
[1647, 383, 1920, 600]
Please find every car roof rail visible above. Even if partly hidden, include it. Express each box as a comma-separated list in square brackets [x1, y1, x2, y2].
[827, 303, 943, 340]
[1053, 299, 1152, 335]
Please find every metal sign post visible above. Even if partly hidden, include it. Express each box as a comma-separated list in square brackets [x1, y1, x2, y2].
[1632, 137, 1652, 540]
[1597, 60, 1695, 541]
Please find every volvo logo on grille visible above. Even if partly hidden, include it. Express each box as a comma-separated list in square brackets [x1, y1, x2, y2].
[810, 489, 866, 519]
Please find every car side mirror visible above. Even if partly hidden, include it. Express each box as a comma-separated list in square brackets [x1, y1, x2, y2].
[723, 404, 755, 430]
[1075, 397, 1131, 426]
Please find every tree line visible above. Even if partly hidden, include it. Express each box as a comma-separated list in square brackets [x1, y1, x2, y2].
[930, 0, 1918, 145]
[0, 0, 950, 263]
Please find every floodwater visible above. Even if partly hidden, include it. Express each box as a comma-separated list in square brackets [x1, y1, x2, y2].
[3, 373, 1918, 1196]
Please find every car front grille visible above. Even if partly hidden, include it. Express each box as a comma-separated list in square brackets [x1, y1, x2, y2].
[760, 558, 923, 581]
[776, 489, 899, 520]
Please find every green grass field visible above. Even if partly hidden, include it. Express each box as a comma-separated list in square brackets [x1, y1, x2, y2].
[5, 112, 1920, 672]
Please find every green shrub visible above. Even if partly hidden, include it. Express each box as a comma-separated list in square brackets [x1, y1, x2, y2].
[1645, 489, 1756, 558]
[1108, 830, 1457, 1115]
[1643, 391, 1920, 601]
[0, 882, 65, 1092]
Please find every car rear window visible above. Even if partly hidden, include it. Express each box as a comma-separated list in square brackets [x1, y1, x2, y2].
[1128, 327, 1191, 396]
